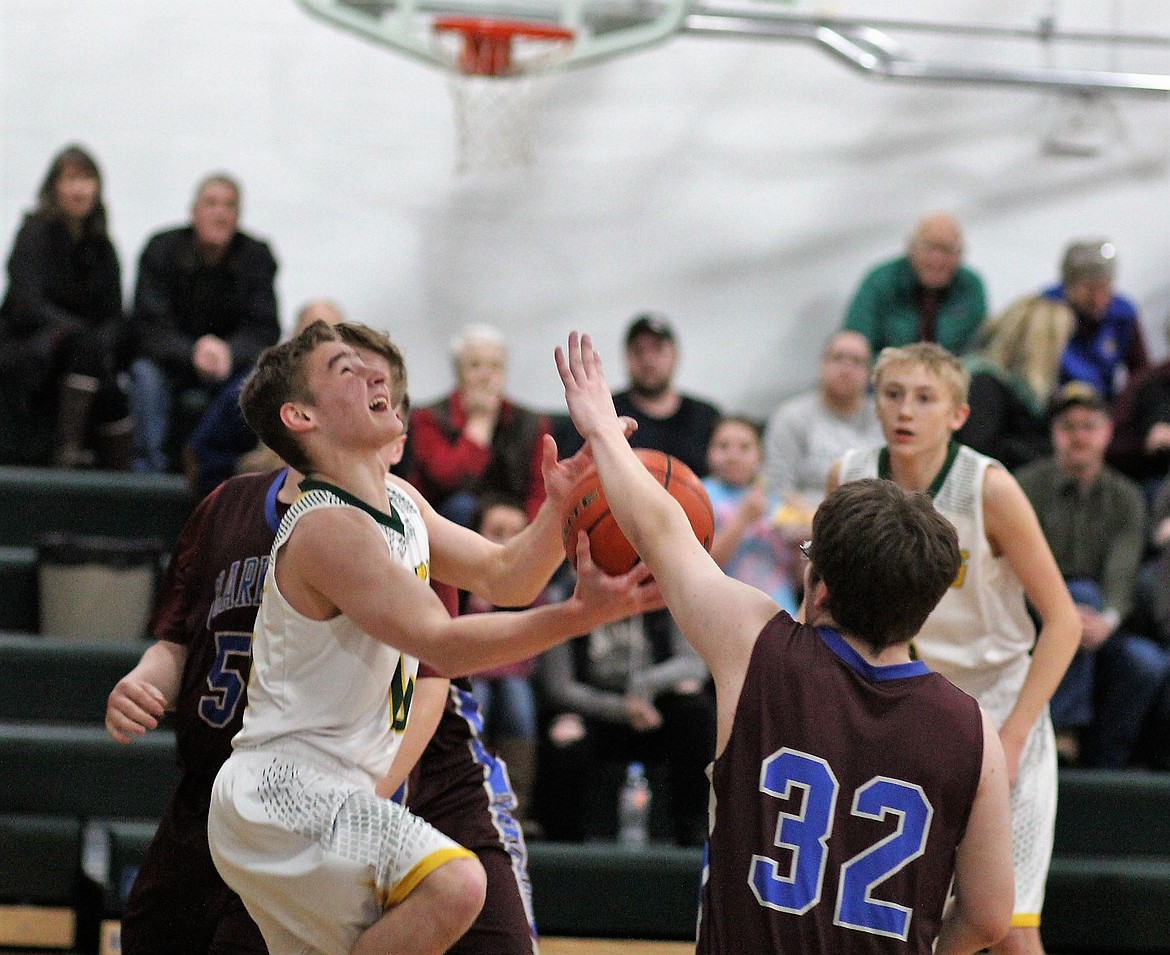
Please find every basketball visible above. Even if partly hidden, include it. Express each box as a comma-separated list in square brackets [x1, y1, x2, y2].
[561, 448, 715, 575]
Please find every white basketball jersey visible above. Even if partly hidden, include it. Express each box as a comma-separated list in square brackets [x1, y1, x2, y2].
[838, 443, 1036, 724]
[234, 479, 429, 781]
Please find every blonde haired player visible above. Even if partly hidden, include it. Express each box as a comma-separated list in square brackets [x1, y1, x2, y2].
[828, 342, 1080, 955]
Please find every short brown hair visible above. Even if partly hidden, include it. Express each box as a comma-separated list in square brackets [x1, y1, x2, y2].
[808, 478, 960, 651]
[873, 342, 970, 407]
[238, 320, 340, 473]
[335, 323, 408, 408]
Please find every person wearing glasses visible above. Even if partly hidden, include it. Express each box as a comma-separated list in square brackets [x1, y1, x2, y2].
[1042, 239, 1149, 402]
[829, 342, 1080, 955]
[842, 211, 988, 355]
[557, 330, 1015, 954]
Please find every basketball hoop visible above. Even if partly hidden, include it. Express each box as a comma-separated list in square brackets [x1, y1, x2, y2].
[432, 16, 575, 173]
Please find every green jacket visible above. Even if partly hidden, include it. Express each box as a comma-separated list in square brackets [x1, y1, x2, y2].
[843, 255, 987, 354]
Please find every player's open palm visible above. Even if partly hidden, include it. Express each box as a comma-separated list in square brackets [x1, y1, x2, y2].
[556, 332, 621, 441]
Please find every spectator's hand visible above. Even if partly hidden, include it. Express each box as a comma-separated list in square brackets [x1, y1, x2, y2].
[1146, 422, 1170, 454]
[193, 334, 232, 382]
[738, 479, 769, 526]
[105, 676, 168, 745]
[673, 678, 703, 695]
[548, 712, 586, 747]
[624, 695, 663, 732]
[1078, 606, 1113, 651]
[1154, 517, 1170, 550]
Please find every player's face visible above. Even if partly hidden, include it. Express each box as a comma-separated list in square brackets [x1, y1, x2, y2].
[707, 420, 761, 488]
[192, 180, 240, 251]
[626, 334, 677, 397]
[478, 504, 527, 544]
[304, 341, 402, 452]
[875, 363, 968, 456]
[1052, 406, 1112, 475]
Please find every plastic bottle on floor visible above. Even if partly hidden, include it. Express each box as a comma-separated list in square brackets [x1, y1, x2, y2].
[618, 760, 651, 846]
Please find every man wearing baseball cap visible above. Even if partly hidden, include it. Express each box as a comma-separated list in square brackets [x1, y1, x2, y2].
[1016, 381, 1169, 768]
[613, 312, 721, 478]
[1043, 240, 1149, 401]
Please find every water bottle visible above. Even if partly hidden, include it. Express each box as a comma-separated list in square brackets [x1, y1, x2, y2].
[618, 761, 651, 846]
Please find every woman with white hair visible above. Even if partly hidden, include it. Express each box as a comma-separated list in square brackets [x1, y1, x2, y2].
[408, 323, 550, 526]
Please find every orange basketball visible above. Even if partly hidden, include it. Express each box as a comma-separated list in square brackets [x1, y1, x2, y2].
[561, 448, 715, 575]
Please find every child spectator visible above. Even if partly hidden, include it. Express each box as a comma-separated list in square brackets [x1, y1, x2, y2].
[703, 416, 800, 615]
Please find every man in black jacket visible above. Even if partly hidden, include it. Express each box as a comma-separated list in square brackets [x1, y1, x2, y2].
[127, 173, 279, 472]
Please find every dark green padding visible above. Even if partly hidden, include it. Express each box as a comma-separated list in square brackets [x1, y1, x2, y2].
[0, 635, 147, 723]
[0, 723, 178, 818]
[0, 466, 193, 549]
[0, 813, 81, 904]
[1054, 768, 1170, 856]
[0, 546, 37, 632]
[527, 842, 701, 940]
[1043, 856, 1170, 953]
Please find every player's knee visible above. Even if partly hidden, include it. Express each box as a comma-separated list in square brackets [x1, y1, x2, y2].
[433, 855, 487, 935]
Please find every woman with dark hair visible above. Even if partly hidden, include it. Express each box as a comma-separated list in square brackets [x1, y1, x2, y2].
[0, 144, 132, 467]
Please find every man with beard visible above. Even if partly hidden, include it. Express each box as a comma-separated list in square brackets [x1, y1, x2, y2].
[612, 313, 721, 477]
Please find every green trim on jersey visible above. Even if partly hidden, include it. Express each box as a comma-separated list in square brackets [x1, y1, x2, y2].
[298, 478, 405, 535]
[877, 440, 960, 500]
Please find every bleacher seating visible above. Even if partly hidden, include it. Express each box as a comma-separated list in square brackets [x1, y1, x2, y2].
[0, 467, 193, 550]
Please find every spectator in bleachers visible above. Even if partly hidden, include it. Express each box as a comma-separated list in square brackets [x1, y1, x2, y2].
[1106, 319, 1170, 496]
[762, 329, 881, 516]
[705, 416, 800, 616]
[127, 172, 279, 473]
[534, 608, 715, 846]
[615, 312, 721, 476]
[956, 294, 1073, 472]
[1042, 239, 1148, 402]
[185, 298, 344, 497]
[0, 144, 133, 469]
[1016, 383, 1170, 768]
[408, 323, 549, 525]
[843, 211, 987, 355]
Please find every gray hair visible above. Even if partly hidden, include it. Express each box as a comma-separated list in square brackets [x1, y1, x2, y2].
[449, 323, 507, 369]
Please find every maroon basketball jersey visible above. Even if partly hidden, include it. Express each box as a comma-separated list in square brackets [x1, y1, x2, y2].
[697, 613, 983, 954]
[149, 468, 287, 776]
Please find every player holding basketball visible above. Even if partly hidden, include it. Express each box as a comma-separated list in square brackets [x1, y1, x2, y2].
[828, 342, 1080, 955]
[556, 331, 1014, 954]
[110, 322, 657, 954]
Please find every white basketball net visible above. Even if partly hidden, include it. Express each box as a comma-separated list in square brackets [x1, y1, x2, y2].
[434, 27, 573, 174]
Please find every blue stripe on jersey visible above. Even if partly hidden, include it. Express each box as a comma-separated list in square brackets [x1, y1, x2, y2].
[264, 469, 288, 533]
[817, 626, 931, 682]
[449, 683, 538, 942]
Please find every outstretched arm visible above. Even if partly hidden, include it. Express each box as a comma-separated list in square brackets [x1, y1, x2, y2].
[555, 332, 777, 753]
[105, 640, 188, 744]
[278, 508, 663, 678]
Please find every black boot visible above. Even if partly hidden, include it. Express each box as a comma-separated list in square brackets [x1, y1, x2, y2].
[54, 374, 98, 468]
[97, 417, 135, 471]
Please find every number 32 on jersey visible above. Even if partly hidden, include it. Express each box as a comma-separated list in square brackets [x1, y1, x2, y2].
[750, 748, 933, 941]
